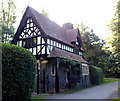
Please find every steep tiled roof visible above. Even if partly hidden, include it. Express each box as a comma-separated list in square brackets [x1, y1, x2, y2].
[29, 7, 73, 46]
[12, 6, 83, 47]
[48, 48, 88, 64]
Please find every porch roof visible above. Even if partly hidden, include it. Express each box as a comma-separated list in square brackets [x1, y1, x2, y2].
[48, 48, 88, 64]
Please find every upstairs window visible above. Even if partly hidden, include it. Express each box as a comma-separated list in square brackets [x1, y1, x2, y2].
[23, 38, 36, 48]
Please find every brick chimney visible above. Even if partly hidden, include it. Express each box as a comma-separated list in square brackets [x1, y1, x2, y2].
[62, 22, 73, 29]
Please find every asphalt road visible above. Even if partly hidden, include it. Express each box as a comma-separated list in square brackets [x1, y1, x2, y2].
[45, 81, 118, 100]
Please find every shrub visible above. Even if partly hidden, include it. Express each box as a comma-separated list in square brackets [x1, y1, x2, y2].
[2, 43, 36, 101]
[89, 65, 104, 85]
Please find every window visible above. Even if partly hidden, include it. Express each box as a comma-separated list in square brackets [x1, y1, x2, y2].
[71, 48, 73, 52]
[23, 38, 36, 48]
[61, 45, 63, 49]
[51, 66, 55, 75]
[82, 64, 89, 75]
[63, 45, 65, 50]
[59, 43, 61, 48]
[47, 39, 50, 44]
[66, 46, 68, 51]
[54, 41, 56, 46]
[68, 47, 70, 51]
[51, 40, 53, 45]
[56, 42, 58, 47]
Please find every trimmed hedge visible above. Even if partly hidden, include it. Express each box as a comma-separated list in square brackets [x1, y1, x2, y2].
[2, 43, 36, 101]
[89, 65, 104, 85]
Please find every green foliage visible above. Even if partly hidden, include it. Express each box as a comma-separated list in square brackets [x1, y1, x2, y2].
[107, 0, 120, 78]
[61, 59, 82, 73]
[89, 66, 104, 85]
[2, 43, 36, 101]
[78, 23, 107, 67]
[0, 0, 16, 43]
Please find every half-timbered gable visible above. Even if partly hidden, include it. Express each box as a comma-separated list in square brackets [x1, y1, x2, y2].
[11, 6, 90, 93]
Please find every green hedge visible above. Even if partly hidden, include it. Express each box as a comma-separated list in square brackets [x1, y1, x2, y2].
[89, 66, 104, 85]
[2, 43, 36, 101]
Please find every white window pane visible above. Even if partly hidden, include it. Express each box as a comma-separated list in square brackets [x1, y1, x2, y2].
[56, 42, 58, 47]
[62, 45, 63, 49]
[54, 41, 56, 46]
[63, 45, 65, 49]
[59, 43, 61, 48]
[51, 40, 53, 45]
[71, 48, 73, 52]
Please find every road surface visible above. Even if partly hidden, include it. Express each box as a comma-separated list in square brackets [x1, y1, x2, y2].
[45, 81, 118, 100]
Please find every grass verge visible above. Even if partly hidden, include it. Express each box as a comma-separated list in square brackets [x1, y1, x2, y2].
[60, 88, 84, 94]
[31, 94, 47, 101]
[100, 78, 118, 85]
[113, 97, 120, 101]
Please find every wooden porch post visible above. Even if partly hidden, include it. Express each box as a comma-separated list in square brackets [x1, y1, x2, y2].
[55, 58, 60, 93]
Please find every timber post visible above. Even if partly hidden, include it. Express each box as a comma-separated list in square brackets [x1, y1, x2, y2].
[55, 58, 60, 93]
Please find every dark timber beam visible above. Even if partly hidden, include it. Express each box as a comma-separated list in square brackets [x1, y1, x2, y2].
[55, 58, 60, 93]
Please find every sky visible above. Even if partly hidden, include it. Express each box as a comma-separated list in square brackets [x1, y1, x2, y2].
[14, 0, 116, 40]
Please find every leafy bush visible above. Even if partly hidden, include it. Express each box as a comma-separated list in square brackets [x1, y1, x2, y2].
[2, 43, 36, 101]
[89, 65, 104, 85]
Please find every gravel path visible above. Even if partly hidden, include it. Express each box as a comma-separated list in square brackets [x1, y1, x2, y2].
[45, 81, 118, 100]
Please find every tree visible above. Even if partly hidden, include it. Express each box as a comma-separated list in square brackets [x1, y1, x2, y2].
[108, 0, 120, 77]
[78, 23, 110, 75]
[0, 0, 16, 43]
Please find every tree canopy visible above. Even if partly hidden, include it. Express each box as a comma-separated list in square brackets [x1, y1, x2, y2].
[0, 0, 16, 43]
[107, 0, 120, 77]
